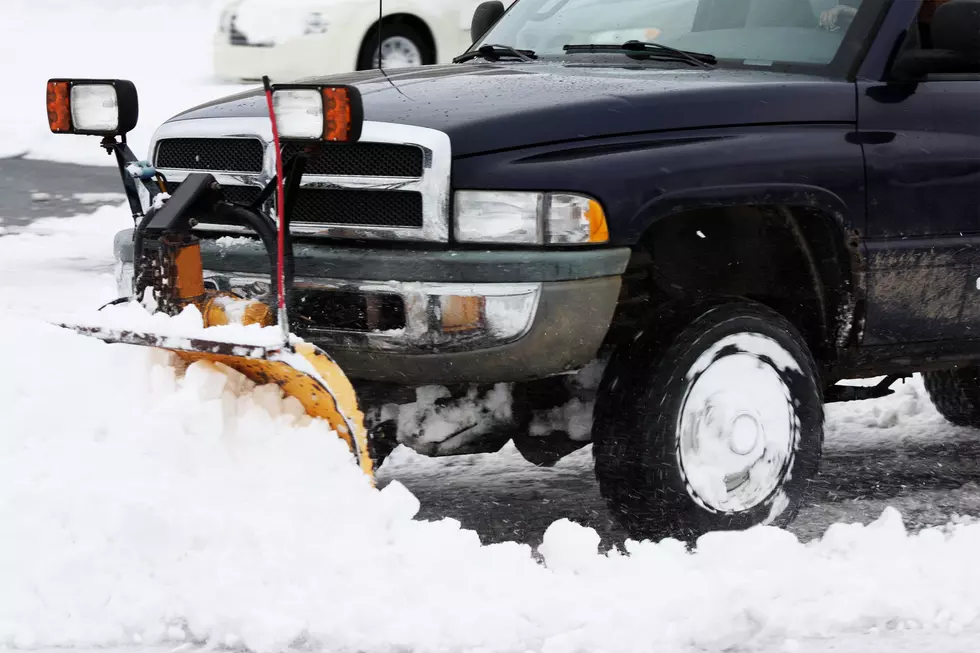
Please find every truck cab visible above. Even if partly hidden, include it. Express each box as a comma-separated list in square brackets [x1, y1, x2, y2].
[113, 0, 980, 540]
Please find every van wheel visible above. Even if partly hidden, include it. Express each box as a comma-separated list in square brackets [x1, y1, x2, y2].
[922, 368, 980, 427]
[358, 24, 434, 70]
[592, 299, 823, 541]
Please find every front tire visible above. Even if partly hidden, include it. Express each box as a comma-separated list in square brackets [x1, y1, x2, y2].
[593, 300, 823, 541]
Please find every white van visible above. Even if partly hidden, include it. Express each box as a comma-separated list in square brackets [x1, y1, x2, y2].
[213, 0, 516, 81]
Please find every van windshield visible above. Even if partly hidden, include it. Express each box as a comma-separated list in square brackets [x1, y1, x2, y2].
[474, 0, 872, 69]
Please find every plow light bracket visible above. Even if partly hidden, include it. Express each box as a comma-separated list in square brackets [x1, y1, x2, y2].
[46, 78, 139, 137]
[271, 83, 363, 142]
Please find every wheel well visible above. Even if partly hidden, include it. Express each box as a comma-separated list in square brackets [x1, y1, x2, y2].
[359, 14, 437, 66]
[612, 205, 856, 366]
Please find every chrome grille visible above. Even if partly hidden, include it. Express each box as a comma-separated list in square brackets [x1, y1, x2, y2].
[292, 189, 423, 228]
[282, 142, 424, 178]
[166, 182, 264, 228]
[155, 138, 265, 173]
[168, 181, 263, 206]
[149, 119, 451, 242]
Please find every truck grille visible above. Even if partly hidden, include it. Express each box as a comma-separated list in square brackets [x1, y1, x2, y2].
[164, 183, 423, 230]
[156, 138, 265, 173]
[167, 182, 262, 206]
[150, 121, 449, 242]
[281, 143, 424, 178]
[292, 189, 423, 228]
[156, 139, 424, 179]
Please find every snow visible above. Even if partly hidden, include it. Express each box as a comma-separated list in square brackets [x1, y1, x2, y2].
[393, 383, 515, 454]
[0, 203, 133, 320]
[85, 300, 288, 350]
[74, 192, 128, 205]
[0, 0, 251, 166]
[7, 336, 980, 653]
[827, 376, 966, 450]
[6, 211, 980, 651]
[151, 192, 171, 210]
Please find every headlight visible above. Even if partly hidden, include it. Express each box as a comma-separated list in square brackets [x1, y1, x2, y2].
[69, 85, 119, 132]
[272, 89, 324, 139]
[46, 79, 138, 137]
[454, 191, 609, 245]
[271, 84, 363, 142]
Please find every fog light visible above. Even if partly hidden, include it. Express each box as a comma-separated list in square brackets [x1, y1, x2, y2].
[440, 295, 486, 333]
[483, 289, 539, 339]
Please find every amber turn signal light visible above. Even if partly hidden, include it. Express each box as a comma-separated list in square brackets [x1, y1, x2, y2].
[46, 78, 139, 137]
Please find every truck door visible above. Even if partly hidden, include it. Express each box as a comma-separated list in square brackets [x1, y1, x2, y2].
[857, 0, 980, 345]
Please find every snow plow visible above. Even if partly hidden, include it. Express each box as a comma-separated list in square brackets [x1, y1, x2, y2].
[46, 77, 375, 481]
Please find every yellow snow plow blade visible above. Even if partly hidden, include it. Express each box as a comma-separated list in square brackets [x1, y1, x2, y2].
[61, 325, 376, 482]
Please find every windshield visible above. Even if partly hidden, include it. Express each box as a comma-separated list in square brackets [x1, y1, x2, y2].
[475, 0, 870, 68]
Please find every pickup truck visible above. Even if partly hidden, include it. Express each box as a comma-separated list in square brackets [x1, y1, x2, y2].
[109, 0, 980, 540]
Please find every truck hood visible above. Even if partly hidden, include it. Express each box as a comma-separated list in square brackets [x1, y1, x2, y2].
[169, 63, 856, 157]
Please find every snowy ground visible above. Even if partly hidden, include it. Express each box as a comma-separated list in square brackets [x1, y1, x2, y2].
[6, 2, 980, 651]
[5, 204, 980, 653]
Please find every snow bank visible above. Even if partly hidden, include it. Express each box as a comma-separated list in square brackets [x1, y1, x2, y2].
[0, 0, 250, 165]
[4, 311, 980, 652]
[0, 203, 132, 320]
[6, 208, 980, 652]
[827, 375, 976, 450]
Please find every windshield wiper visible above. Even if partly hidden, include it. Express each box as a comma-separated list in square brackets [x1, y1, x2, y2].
[563, 40, 716, 68]
[453, 44, 538, 64]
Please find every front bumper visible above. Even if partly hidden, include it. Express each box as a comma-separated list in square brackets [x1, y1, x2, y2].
[115, 230, 630, 385]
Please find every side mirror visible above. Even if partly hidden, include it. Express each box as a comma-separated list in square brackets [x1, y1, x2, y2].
[891, 0, 980, 79]
[471, 1, 506, 43]
[46, 79, 138, 137]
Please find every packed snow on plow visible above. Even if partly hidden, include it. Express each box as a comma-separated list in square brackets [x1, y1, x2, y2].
[45, 77, 375, 480]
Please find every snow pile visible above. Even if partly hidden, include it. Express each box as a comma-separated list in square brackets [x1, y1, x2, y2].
[0, 0, 250, 165]
[7, 209, 980, 652]
[5, 312, 980, 652]
[0, 203, 132, 320]
[827, 376, 972, 449]
[89, 300, 289, 350]
[390, 383, 515, 454]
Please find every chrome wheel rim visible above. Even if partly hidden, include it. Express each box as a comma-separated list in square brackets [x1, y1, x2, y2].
[677, 332, 799, 513]
[373, 36, 423, 68]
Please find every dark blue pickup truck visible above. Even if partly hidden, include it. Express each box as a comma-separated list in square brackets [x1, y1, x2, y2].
[111, 0, 980, 539]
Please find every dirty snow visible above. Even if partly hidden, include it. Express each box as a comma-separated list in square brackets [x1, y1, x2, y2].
[393, 383, 515, 454]
[6, 208, 980, 652]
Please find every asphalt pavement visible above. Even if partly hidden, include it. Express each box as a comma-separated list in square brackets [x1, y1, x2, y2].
[0, 157, 122, 228]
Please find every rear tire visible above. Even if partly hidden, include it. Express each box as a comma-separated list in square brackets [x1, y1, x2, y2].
[592, 299, 823, 541]
[922, 368, 980, 427]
